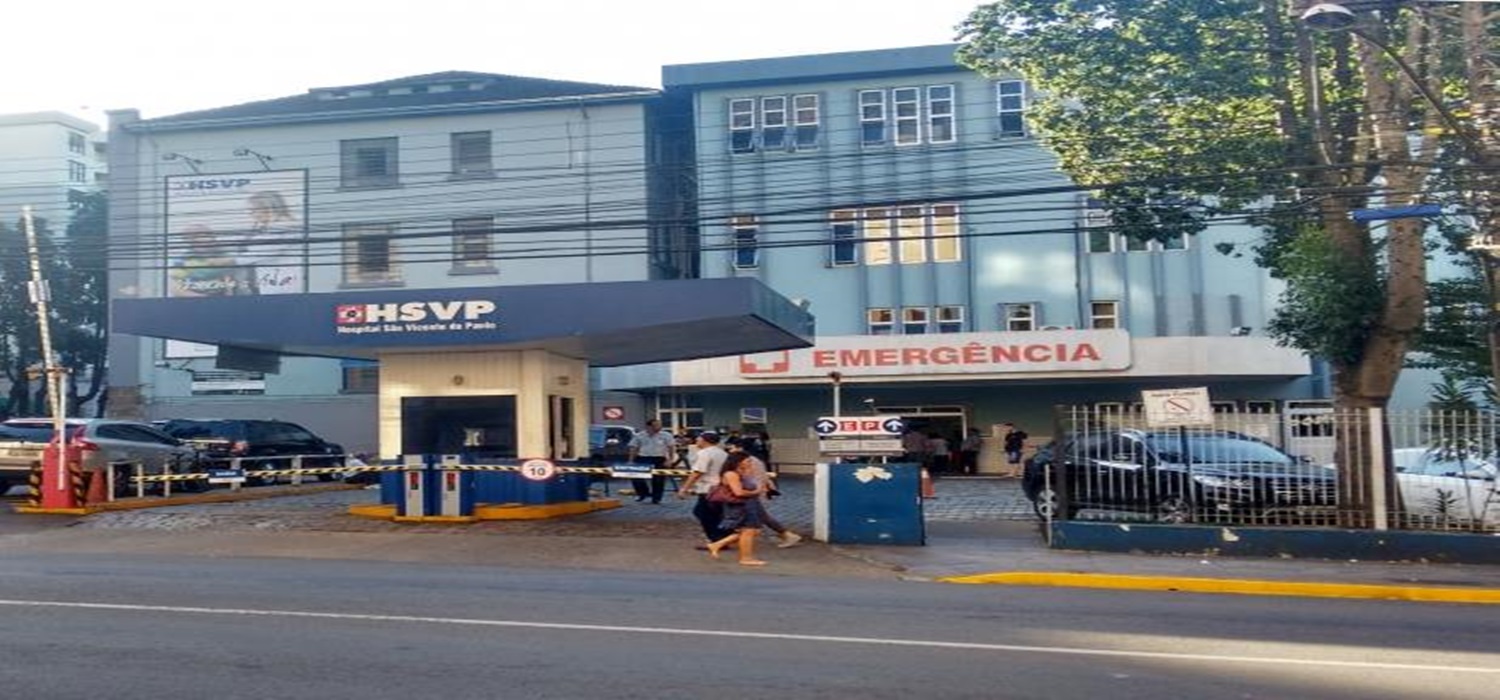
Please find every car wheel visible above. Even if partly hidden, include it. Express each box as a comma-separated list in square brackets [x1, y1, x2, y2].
[1155, 495, 1194, 524]
[1031, 487, 1078, 520]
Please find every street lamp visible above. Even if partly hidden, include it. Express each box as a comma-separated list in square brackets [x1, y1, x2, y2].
[1300, 1, 1499, 395]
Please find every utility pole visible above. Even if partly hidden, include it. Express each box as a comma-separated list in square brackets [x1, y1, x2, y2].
[22, 207, 66, 436]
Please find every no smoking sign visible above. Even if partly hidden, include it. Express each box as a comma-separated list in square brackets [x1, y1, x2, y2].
[1141, 387, 1214, 428]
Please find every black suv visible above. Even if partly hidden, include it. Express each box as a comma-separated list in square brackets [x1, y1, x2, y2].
[1022, 429, 1336, 523]
[155, 419, 346, 483]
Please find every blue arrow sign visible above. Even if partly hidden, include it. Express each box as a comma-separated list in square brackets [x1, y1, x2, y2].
[881, 417, 906, 434]
[813, 418, 838, 435]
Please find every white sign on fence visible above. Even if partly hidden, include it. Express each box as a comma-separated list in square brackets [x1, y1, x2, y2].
[1141, 387, 1215, 428]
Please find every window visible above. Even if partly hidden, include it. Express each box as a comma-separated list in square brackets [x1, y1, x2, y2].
[931, 204, 961, 262]
[792, 94, 820, 149]
[829, 210, 858, 266]
[451, 131, 492, 176]
[760, 97, 787, 151]
[729, 99, 756, 154]
[892, 87, 921, 145]
[996, 80, 1027, 137]
[1161, 232, 1188, 251]
[897, 207, 927, 263]
[927, 85, 956, 143]
[1090, 301, 1120, 329]
[342, 223, 400, 284]
[1004, 303, 1036, 331]
[342, 364, 379, 394]
[67, 132, 87, 155]
[452, 217, 494, 270]
[729, 94, 818, 153]
[67, 160, 87, 183]
[867, 308, 895, 335]
[1125, 235, 1150, 252]
[863, 208, 892, 265]
[902, 307, 930, 335]
[937, 306, 965, 333]
[859, 90, 886, 146]
[731, 215, 759, 269]
[1083, 197, 1115, 253]
[340, 137, 398, 188]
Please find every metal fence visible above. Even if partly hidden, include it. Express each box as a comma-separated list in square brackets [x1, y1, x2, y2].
[1030, 406, 1499, 533]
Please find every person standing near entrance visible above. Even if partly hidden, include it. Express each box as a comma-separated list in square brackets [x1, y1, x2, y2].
[627, 419, 675, 504]
[960, 428, 984, 475]
[901, 426, 929, 467]
[676, 431, 730, 546]
[1003, 423, 1030, 470]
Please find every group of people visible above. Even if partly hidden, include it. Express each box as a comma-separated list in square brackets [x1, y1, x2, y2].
[623, 422, 799, 566]
[900, 423, 1029, 475]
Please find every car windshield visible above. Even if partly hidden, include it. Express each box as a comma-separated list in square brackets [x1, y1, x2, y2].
[0, 424, 56, 441]
[247, 422, 318, 442]
[1144, 434, 1295, 466]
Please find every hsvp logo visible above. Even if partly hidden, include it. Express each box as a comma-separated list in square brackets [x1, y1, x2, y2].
[335, 300, 498, 335]
[170, 178, 254, 192]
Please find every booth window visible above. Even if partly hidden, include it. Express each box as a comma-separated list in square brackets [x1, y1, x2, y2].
[342, 223, 401, 285]
[451, 216, 495, 273]
[450, 131, 493, 177]
[340, 137, 399, 188]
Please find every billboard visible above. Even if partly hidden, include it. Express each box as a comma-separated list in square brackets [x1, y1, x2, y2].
[164, 170, 308, 299]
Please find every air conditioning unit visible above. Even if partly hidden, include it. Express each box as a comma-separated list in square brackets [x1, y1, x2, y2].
[1039, 325, 1075, 331]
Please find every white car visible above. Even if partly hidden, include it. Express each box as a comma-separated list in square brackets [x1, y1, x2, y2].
[1391, 448, 1499, 528]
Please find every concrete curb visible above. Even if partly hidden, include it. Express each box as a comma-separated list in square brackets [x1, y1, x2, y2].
[940, 571, 1500, 604]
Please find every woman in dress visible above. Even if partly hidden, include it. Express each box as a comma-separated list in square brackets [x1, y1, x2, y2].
[705, 452, 769, 566]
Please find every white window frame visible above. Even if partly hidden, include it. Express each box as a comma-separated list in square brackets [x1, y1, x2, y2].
[731, 215, 759, 270]
[862, 208, 892, 265]
[342, 222, 401, 285]
[930, 204, 961, 262]
[902, 307, 930, 335]
[829, 210, 859, 267]
[729, 98, 756, 154]
[892, 87, 922, 146]
[1004, 303, 1036, 332]
[867, 307, 895, 335]
[67, 160, 87, 183]
[759, 96, 787, 151]
[936, 305, 965, 333]
[926, 85, 956, 143]
[996, 80, 1027, 137]
[1090, 300, 1121, 330]
[859, 90, 887, 147]
[792, 94, 820, 150]
[67, 132, 87, 155]
[897, 207, 927, 264]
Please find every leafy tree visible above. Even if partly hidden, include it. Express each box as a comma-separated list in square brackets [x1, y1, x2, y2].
[958, 0, 1493, 524]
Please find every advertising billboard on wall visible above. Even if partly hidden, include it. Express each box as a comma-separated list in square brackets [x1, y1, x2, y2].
[163, 170, 308, 358]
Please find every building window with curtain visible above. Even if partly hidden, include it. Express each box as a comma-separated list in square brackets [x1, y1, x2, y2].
[867, 308, 894, 335]
[937, 305, 965, 333]
[342, 222, 401, 285]
[1005, 303, 1037, 331]
[731, 215, 759, 269]
[902, 307, 930, 334]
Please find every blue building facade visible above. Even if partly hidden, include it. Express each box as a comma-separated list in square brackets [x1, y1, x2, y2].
[598, 45, 1329, 471]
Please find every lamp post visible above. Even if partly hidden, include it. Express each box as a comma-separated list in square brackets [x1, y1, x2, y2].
[1301, 1, 1499, 396]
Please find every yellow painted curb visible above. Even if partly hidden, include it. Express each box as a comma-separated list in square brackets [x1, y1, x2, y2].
[940, 571, 1500, 605]
[348, 504, 397, 520]
[474, 498, 621, 520]
[12, 506, 90, 516]
[393, 515, 479, 524]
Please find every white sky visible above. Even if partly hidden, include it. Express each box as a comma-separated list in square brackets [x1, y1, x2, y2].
[5, 0, 985, 125]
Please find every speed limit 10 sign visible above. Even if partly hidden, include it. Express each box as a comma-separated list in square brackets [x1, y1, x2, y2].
[519, 458, 557, 481]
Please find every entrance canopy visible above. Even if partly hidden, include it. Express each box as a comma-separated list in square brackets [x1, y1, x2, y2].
[113, 278, 815, 366]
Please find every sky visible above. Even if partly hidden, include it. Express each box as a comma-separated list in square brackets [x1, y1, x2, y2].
[5, 0, 987, 125]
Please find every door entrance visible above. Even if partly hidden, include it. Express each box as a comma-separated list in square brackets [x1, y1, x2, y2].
[401, 395, 517, 459]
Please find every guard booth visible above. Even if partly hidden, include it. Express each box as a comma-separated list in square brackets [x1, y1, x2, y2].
[113, 278, 815, 520]
[812, 415, 925, 546]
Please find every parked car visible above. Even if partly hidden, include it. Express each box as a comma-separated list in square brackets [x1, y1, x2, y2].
[155, 418, 345, 483]
[1022, 429, 1337, 523]
[588, 424, 635, 462]
[1392, 447, 1498, 527]
[0, 418, 203, 496]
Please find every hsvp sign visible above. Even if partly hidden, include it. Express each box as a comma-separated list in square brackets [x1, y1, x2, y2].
[335, 300, 498, 335]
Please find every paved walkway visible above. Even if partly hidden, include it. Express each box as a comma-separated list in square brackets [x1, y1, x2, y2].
[11, 477, 1499, 602]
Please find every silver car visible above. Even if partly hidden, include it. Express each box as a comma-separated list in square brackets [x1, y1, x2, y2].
[0, 418, 202, 495]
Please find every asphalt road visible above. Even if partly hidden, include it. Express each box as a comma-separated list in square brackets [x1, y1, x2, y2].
[1, 550, 1495, 700]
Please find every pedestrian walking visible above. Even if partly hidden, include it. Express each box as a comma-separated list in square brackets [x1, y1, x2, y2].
[1003, 423, 1029, 467]
[676, 431, 731, 546]
[927, 432, 951, 475]
[705, 452, 770, 566]
[960, 428, 983, 475]
[726, 437, 802, 548]
[627, 419, 675, 504]
[901, 426, 929, 467]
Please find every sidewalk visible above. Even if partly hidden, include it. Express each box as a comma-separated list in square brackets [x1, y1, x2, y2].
[12, 477, 1500, 602]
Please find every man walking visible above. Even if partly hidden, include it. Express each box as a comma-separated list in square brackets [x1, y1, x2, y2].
[1003, 423, 1029, 469]
[676, 431, 731, 546]
[627, 419, 675, 504]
